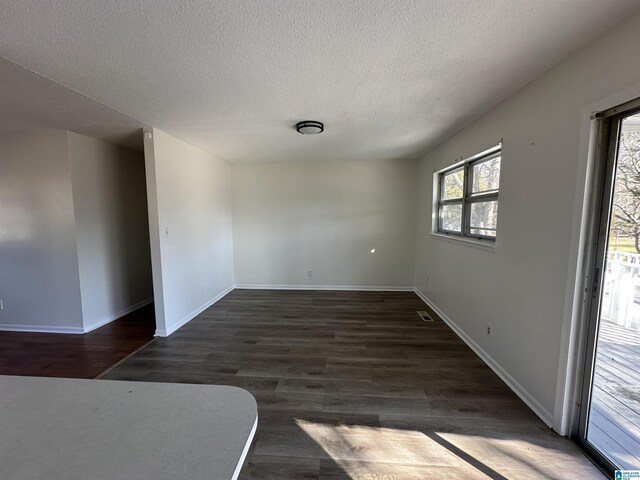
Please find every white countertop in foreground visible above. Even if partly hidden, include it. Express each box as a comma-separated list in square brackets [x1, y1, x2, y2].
[0, 375, 258, 480]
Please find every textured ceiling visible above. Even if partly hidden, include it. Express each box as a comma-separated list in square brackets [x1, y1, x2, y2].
[1, 0, 639, 162]
[0, 59, 146, 150]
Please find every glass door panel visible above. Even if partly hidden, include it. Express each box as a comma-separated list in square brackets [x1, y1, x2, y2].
[582, 111, 640, 473]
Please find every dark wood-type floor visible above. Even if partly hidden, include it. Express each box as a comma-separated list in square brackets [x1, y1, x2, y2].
[0, 303, 155, 378]
[103, 290, 604, 479]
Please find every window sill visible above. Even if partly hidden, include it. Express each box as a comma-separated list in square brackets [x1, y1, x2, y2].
[430, 232, 496, 252]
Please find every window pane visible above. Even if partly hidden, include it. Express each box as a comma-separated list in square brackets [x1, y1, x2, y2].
[441, 204, 462, 232]
[469, 200, 498, 237]
[471, 156, 501, 194]
[442, 169, 464, 200]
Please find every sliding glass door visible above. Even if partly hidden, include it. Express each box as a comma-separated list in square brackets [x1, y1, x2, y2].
[576, 102, 640, 475]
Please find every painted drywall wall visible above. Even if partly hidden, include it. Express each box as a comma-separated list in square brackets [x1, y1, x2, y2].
[68, 132, 153, 332]
[232, 159, 418, 287]
[144, 128, 234, 336]
[0, 131, 83, 332]
[414, 12, 640, 427]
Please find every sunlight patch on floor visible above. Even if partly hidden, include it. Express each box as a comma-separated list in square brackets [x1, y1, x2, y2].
[295, 419, 596, 479]
[295, 419, 459, 467]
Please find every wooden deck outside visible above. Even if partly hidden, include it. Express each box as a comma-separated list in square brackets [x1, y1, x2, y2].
[589, 320, 640, 470]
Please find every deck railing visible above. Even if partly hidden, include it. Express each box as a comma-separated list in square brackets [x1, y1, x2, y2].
[601, 251, 640, 331]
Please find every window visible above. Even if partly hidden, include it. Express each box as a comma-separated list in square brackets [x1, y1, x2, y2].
[436, 145, 501, 241]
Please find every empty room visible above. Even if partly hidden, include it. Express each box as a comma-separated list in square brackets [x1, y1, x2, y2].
[1, 1, 640, 479]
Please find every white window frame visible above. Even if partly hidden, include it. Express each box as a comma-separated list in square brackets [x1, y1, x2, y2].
[433, 144, 501, 243]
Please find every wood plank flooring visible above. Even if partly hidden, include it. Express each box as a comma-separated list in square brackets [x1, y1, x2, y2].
[589, 320, 640, 470]
[102, 290, 604, 479]
[0, 303, 155, 378]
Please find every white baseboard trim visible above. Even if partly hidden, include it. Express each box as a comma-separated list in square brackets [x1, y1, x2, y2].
[0, 323, 85, 334]
[0, 298, 155, 335]
[413, 288, 555, 428]
[155, 285, 235, 337]
[83, 298, 154, 333]
[234, 284, 415, 292]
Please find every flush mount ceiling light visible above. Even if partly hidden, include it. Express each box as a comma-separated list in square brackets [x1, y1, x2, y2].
[296, 121, 324, 135]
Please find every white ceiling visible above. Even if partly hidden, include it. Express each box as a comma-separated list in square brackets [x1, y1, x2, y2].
[1, 0, 639, 162]
[0, 59, 146, 150]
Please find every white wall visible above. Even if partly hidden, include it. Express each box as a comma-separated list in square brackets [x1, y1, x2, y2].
[68, 132, 153, 332]
[414, 12, 640, 429]
[232, 159, 418, 288]
[0, 131, 83, 332]
[144, 128, 235, 336]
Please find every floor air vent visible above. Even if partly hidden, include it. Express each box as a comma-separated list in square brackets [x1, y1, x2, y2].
[417, 311, 434, 322]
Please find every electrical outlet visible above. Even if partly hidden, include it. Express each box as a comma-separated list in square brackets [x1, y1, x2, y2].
[308, 270, 313, 277]
[486, 324, 492, 336]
